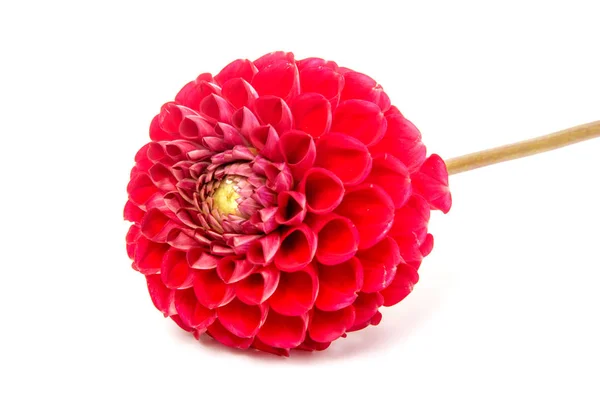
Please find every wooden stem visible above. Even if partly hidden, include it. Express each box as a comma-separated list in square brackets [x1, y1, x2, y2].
[445, 121, 600, 175]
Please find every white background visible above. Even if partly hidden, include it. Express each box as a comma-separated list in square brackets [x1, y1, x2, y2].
[1, 1, 599, 397]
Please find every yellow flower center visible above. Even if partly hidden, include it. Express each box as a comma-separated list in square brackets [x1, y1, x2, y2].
[212, 179, 240, 216]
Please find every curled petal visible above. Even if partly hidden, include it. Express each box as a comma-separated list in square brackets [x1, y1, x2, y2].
[140, 209, 178, 242]
[309, 213, 359, 265]
[249, 125, 283, 162]
[124, 200, 144, 223]
[365, 153, 411, 208]
[251, 338, 290, 357]
[221, 77, 259, 109]
[148, 163, 177, 192]
[356, 237, 400, 293]
[175, 79, 221, 111]
[166, 228, 198, 251]
[158, 102, 199, 136]
[215, 122, 246, 148]
[133, 236, 168, 275]
[297, 57, 339, 71]
[279, 130, 316, 181]
[336, 184, 395, 250]
[251, 60, 300, 101]
[340, 71, 391, 112]
[381, 263, 419, 307]
[253, 51, 295, 70]
[146, 275, 176, 317]
[174, 289, 216, 329]
[389, 195, 430, 242]
[256, 311, 308, 349]
[187, 248, 217, 270]
[206, 319, 254, 350]
[420, 233, 434, 257]
[275, 191, 307, 226]
[411, 154, 452, 214]
[349, 292, 384, 332]
[395, 235, 424, 270]
[126, 224, 140, 259]
[274, 224, 317, 272]
[127, 173, 157, 207]
[332, 99, 387, 146]
[370, 113, 426, 172]
[170, 315, 195, 333]
[315, 258, 363, 311]
[161, 248, 194, 289]
[254, 95, 293, 134]
[193, 269, 236, 309]
[247, 232, 281, 265]
[215, 58, 258, 87]
[296, 335, 331, 352]
[149, 114, 171, 141]
[217, 299, 268, 338]
[232, 107, 260, 140]
[199, 94, 234, 124]
[314, 133, 372, 186]
[298, 168, 344, 214]
[309, 306, 356, 343]
[179, 115, 214, 140]
[290, 93, 332, 138]
[299, 66, 345, 105]
[249, 206, 279, 234]
[235, 266, 280, 305]
[269, 263, 318, 316]
[216, 256, 257, 284]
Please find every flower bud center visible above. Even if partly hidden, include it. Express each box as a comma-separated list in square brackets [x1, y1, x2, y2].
[212, 179, 241, 216]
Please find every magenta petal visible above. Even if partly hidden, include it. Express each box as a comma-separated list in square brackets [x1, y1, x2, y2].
[249, 125, 283, 162]
[356, 237, 400, 293]
[309, 306, 356, 343]
[126, 225, 140, 259]
[411, 154, 452, 214]
[273, 224, 317, 272]
[193, 269, 236, 309]
[279, 130, 316, 181]
[314, 133, 372, 186]
[290, 93, 332, 138]
[187, 248, 217, 270]
[207, 319, 254, 350]
[140, 209, 177, 242]
[217, 299, 268, 338]
[221, 78, 259, 109]
[299, 66, 345, 105]
[310, 213, 359, 265]
[420, 233, 434, 257]
[199, 94, 234, 124]
[335, 184, 395, 250]
[365, 153, 412, 208]
[166, 228, 198, 251]
[179, 115, 214, 140]
[216, 256, 257, 284]
[124, 201, 144, 223]
[332, 99, 387, 146]
[297, 57, 339, 72]
[388, 195, 430, 242]
[315, 258, 363, 311]
[251, 338, 290, 357]
[349, 292, 384, 331]
[381, 263, 419, 307]
[251, 60, 300, 101]
[268, 263, 318, 316]
[275, 191, 307, 226]
[127, 173, 157, 207]
[133, 236, 168, 275]
[158, 102, 199, 136]
[160, 248, 194, 289]
[298, 168, 344, 214]
[175, 79, 221, 111]
[214, 58, 258, 87]
[370, 113, 426, 173]
[247, 232, 281, 265]
[256, 311, 308, 349]
[174, 289, 216, 329]
[340, 71, 391, 112]
[254, 95, 293, 134]
[149, 114, 171, 141]
[148, 163, 176, 192]
[146, 275, 176, 317]
[231, 107, 260, 140]
[235, 266, 280, 305]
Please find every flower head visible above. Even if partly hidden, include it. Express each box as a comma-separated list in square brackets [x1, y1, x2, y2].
[125, 51, 451, 355]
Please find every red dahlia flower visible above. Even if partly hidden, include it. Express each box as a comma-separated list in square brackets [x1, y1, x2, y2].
[124, 51, 452, 355]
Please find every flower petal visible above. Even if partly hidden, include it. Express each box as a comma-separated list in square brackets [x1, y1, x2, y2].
[279, 130, 316, 181]
[217, 299, 268, 338]
[348, 292, 384, 331]
[221, 77, 259, 109]
[193, 269, 236, 309]
[206, 319, 254, 350]
[133, 236, 168, 275]
[290, 93, 332, 138]
[235, 266, 280, 305]
[251, 60, 300, 101]
[231, 106, 260, 140]
[335, 184, 395, 250]
[199, 94, 234, 124]
[299, 66, 344, 105]
[146, 275, 176, 317]
[268, 263, 318, 316]
[214, 58, 258, 87]
[365, 153, 412, 208]
[314, 133, 372, 186]
[249, 125, 284, 162]
[298, 168, 344, 214]
[411, 154, 452, 214]
[356, 237, 400, 293]
[274, 224, 317, 272]
[186, 248, 218, 270]
[381, 263, 419, 307]
[308, 306, 356, 343]
[247, 232, 281, 265]
[254, 95, 293, 134]
[332, 99, 387, 146]
[256, 311, 308, 349]
[174, 289, 216, 329]
[275, 191, 307, 226]
[216, 256, 257, 284]
[340, 71, 391, 112]
[388, 195, 430, 242]
[161, 248, 194, 289]
[309, 213, 359, 265]
[315, 258, 363, 311]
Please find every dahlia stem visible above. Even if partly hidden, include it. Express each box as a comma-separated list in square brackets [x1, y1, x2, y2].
[445, 120, 600, 175]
